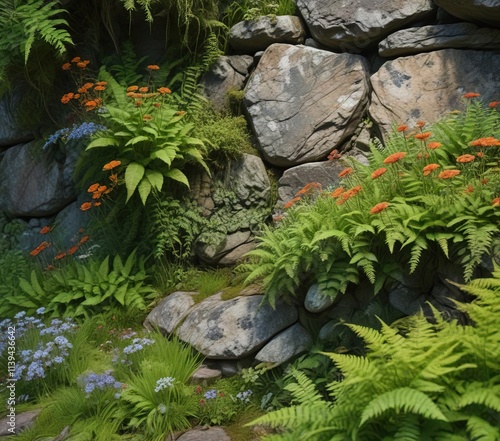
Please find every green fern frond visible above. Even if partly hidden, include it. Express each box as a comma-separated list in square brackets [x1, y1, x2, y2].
[284, 368, 324, 406]
[359, 387, 448, 425]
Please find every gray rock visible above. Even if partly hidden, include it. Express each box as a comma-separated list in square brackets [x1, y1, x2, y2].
[190, 365, 222, 385]
[217, 240, 255, 266]
[226, 55, 254, 76]
[255, 323, 313, 364]
[434, 0, 500, 27]
[144, 292, 197, 334]
[201, 56, 247, 111]
[0, 142, 75, 217]
[0, 409, 41, 437]
[389, 284, 426, 315]
[229, 15, 306, 53]
[369, 49, 500, 139]
[228, 154, 270, 208]
[379, 23, 500, 57]
[304, 283, 337, 313]
[244, 44, 370, 167]
[175, 427, 231, 441]
[296, 0, 435, 52]
[277, 160, 346, 207]
[196, 230, 253, 265]
[175, 294, 298, 359]
[0, 90, 34, 148]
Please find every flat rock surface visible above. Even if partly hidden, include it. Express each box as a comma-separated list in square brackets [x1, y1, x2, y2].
[434, 0, 500, 27]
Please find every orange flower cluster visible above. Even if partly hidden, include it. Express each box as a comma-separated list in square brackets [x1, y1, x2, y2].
[55, 234, 91, 260]
[422, 163, 440, 176]
[158, 87, 172, 95]
[470, 137, 500, 147]
[456, 154, 475, 163]
[397, 124, 408, 132]
[147, 65, 160, 70]
[338, 167, 353, 178]
[371, 167, 387, 179]
[464, 92, 480, 98]
[415, 132, 432, 141]
[330, 187, 344, 198]
[383, 152, 407, 164]
[62, 57, 90, 70]
[438, 169, 461, 179]
[40, 226, 52, 234]
[103, 160, 121, 171]
[370, 202, 389, 214]
[30, 241, 51, 257]
[327, 149, 341, 160]
[489, 101, 500, 108]
[336, 185, 362, 205]
[493, 197, 500, 206]
[427, 142, 442, 150]
[295, 182, 322, 196]
[283, 197, 301, 209]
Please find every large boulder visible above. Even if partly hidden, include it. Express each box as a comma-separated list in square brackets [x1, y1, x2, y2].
[296, 0, 435, 52]
[144, 292, 197, 334]
[0, 91, 34, 148]
[379, 23, 500, 57]
[244, 44, 370, 167]
[229, 15, 306, 53]
[369, 49, 500, 137]
[434, 0, 500, 27]
[175, 294, 298, 359]
[0, 142, 75, 217]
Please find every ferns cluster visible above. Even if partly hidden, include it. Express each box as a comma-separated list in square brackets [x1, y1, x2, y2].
[251, 268, 500, 440]
[242, 98, 500, 307]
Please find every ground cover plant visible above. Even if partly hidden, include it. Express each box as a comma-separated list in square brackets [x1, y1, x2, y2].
[243, 95, 500, 308]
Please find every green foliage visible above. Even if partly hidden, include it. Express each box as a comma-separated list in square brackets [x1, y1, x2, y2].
[251, 268, 500, 440]
[82, 71, 208, 205]
[223, 0, 297, 25]
[242, 98, 500, 307]
[181, 267, 234, 301]
[3, 249, 157, 318]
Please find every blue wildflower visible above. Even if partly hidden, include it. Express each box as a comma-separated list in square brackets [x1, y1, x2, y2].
[66, 122, 107, 141]
[154, 377, 175, 392]
[36, 307, 46, 315]
[14, 311, 26, 319]
[204, 389, 217, 400]
[158, 403, 167, 414]
[236, 389, 253, 403]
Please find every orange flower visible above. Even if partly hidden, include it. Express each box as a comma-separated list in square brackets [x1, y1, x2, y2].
[464, 185, 474, 193]
[127, 86, 139, 92]
[295, 182, 322, 196]
[71, 56, 81, 63]
[77, 62, 87, 69]
[103, 160, 121, 171]
[396, 124, 408, 132]
[415, 132, 432, 140]
[30, 247, 42, 257]
[109, 174, 118, 183]
[67, 246, 79, 255]
[55, 252, 66, 260]
[85, 100, 97, 109]
[158, 87, 171, 94]
[470, 137, 500, 147]
[427, 142, 442, 150]
[477, 152, 485, 158]
[438, 169, 461, 179]
[62, 63, 72, 70]
[328, 149, 341, 160]
[336, 185, 362, 205]
[95, 81, 108, 86]
[73, 93, 80, 99]
[139, 87, 149, 93]
[338, 167, 353, 178]
[92, 192, 102, 199]
[422, 163, 440, 176]
[80, 202, 92, 211]
[330, 187, 344, 198]
[493, 197, 500, 206]
[96, 185, 106, 193]
[147, 65, 160, 70]
[153, 103, 161, 108]
[79, 235, 90, 244]
[370, 202, 389, 214]
[29, 241, 51, 257]
[456, 154, 475, 163]
[371, 167, 387, 179]
[40, 226, 52, 234]
[283, 197, 301, 209]
[93, 201, 102, 207]
[87, 183, 100, 193]
[94, 85, 106, 91]
[464, 92, 480, 98]
[383, 152, 407, 164]
[135, 101, 143, 107]
[489, 101, 500, 108]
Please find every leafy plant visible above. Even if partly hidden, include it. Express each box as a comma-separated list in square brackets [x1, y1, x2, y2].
[242, 96, 500, 307]
[223, 0, 297, 25]
[4, 249, 157, 317]
[251, 267, 500, 440]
